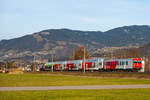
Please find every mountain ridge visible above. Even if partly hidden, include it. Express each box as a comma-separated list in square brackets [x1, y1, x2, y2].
[0, 25, 150, 62]
[1, 25, 150, 41]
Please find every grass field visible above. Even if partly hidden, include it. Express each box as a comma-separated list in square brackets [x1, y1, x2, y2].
[0, 89, 150, 100]
[0, 73, 150, 87]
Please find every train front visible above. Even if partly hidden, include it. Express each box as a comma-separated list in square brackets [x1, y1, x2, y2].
[132, 58, 143, 71]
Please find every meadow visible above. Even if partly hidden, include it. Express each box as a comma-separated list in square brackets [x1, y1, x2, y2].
[0, 73, 150, 87]
[0, 89, 150, 100]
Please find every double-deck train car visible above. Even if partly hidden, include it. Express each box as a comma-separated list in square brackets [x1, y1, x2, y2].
[40, 62, 54, 71]
[54, 61, 66, 71]
[103, 58, 143, 71]
[83, 58, 103, 71]
[66, 60, 82, 71]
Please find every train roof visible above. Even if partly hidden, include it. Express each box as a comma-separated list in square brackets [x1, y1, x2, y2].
[55, 61, 66, 64]
[85, 58, 103, 62]
[104, 58, 142, 62]
[45, 62, 54, 66]
[67, 60, 82, 64]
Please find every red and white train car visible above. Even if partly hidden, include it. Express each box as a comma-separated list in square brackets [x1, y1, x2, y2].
[54, 61, 66, 71]
[83, 58, 103, 71]
[103, 58, 143, 71]
[66, 60, 82, 71]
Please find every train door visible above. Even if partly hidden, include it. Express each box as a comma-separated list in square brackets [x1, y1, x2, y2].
[78, 61, 82, 70]
[59, 64, 65, 71]
[125, 59, 132, 69]
[99, 59, 103, 70]
[73, 61, 82, 70]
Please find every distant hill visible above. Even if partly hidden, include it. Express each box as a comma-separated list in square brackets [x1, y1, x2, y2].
[0, 25, 150, 62]
[104, 25, 150, 46]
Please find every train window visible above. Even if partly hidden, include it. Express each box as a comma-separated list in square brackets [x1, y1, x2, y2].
[120, 62, 122, 65]
[93, 63, 95, 66]
[122, 62, 124, 65]
[133, 61, 141, 63]
[117, 62, 119, 65]
[107, 62, 109, 65]
[99, 63, 102, 65]
[121, 61, 123, 65]
[126, 61, 128, 65]
[74, 64, 77, 67]
[92, 63, 94, 66]
[116, 62, 118, 65]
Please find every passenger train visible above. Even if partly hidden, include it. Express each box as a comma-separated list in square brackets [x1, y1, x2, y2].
[40, 58, 144, 72]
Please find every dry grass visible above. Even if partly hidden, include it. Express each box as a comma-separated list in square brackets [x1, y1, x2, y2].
[8, 68, 23, 74]
[32, 71, 150, 79]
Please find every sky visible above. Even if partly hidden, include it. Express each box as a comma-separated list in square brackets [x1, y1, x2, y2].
[0, 0, 150, 40]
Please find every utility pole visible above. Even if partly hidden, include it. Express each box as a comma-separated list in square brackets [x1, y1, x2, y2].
[83, 47, 86, 73]
[33, 55, 35, 72]
[50, 50, 54, 72]
[5, 62, 7, 71]
[73, 49, 75, 60]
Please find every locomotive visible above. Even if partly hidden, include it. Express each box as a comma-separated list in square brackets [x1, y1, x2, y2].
[40, 58, 144, 72]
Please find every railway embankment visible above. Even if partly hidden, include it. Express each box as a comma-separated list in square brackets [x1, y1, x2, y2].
[27, 71, 150, 79]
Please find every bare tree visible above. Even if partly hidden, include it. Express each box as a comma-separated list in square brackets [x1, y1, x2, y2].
[113, 48, 141, 59]
[70, 46, 89, 60]
[127, 48, 141, 58]
[5, 61, 16, 69]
